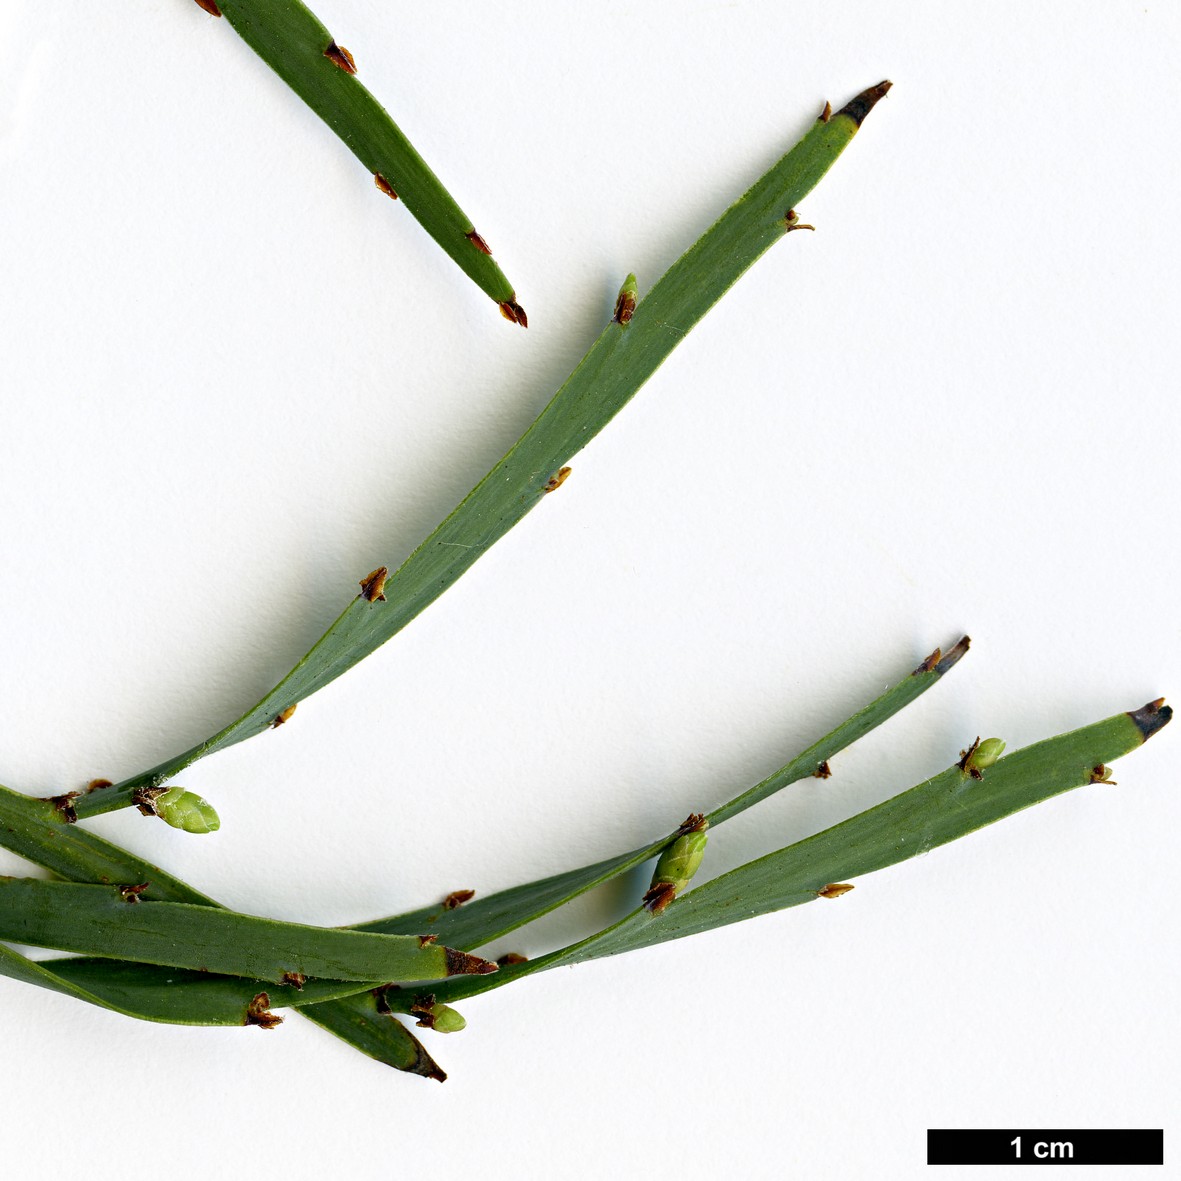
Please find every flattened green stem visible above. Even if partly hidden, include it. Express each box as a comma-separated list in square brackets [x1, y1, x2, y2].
[0, 877, 496, 983]
[351, 636, 968, 946]
[76, 81, 891, 820]
[195, 0, 518, 307]
[0, 630, 958, 1042]
[411, 700, 1170, 1007]
[0, 783, 437, 1069]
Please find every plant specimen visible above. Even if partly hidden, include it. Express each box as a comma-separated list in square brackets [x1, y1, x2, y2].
[0, 4, 1169, 1083]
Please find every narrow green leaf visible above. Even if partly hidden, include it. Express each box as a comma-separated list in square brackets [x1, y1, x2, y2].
[413, 700, 1171, 1006]
[197, 0, 518, 307]
[0, 877, 494, 983]
[75, 82, 893, 820]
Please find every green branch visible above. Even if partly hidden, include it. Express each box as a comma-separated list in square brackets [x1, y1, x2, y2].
[75, 81, 892, 822]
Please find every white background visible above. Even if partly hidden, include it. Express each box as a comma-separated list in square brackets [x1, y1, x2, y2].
[0, 2, 1177, 1178]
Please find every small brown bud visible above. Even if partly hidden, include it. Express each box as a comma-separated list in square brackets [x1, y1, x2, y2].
[272, 704, 297, 728]
[374, 173, 398, 200]
[814, 761, 833, 779]
[817, 882, 855, 899]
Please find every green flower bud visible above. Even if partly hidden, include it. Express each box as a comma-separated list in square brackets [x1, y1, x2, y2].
[613, 273, 638, 325]
[429, 1004, 466, 1034]
[643, 815, 708, 914]
[154, 786, 220, 834]
[972, 738, 1006, 769]
[960, 736, 1006, 779]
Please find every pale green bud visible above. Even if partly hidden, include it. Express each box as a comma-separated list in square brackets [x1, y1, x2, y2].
[429, 1004, 466, 1034]
[154, 786, 220, 834]
[643, 815, 709, 914]
[972, 738, 1006, 769]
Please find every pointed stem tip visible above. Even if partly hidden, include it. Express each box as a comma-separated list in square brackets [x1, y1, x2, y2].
[1128, 697, 1172, 741]
[838, 80, 892, 127]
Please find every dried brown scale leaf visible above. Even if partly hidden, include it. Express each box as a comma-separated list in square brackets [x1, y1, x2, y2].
[958, 736, 984, 779]
[497, 952, 528, 966]
[817, 883, 855, 899]
[192, 0, 221, 15]
[281, 972, 306, 990]
[818, 100, 833, 123]
[85, 779, 113, 794]
[373, 173, 398, 200]
[613, 289, 637, 324]
[118, 883, 150, 904]
[642, 881, 677, 915]
[358, 567, 388, 602]
[409, 994, 436, 1028]
[444, 948, 498, 976]
[814, 761, 833, 779]
[271, 705, 297, 728]
[676, 813, 707, 836]
[323, 41, 356, 75]
[417, 934, 437, 948]
[131, 786, 166, 817]
[543, 466, 572, 493]
[245, 992, 283, 1029]
[783, 209, 815, 232]
[44, 793, 79, 823]
[914, 646, 942, 675]
[466, 230, 493, 255]
[443, 889, 475, 910]
[498, 299, 528, 327]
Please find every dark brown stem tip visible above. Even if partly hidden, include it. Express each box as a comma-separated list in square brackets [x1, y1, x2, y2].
[499, 299, 528, 327]
[193, 0, 222, 15]
[1128, 697, 1172, 741]
[838, 80, 892, 127]
[935, 634, 971, 675]
[324, 41, 357, 74]
[444, 947, 499, 976]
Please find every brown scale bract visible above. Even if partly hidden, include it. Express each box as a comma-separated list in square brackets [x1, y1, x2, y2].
[245, 992, 284, 1029]
[498, 300, 528, 327]
[543, 466, 572, 494]
[466, 230, 492, 255]
[359, 566, 388, 602]
[272, 704, 297, 729]
[324, 41, 356, 74]
[443, 888, 475, 910]
[816, 882, 854, 899]
[374, 173, 398, 200]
